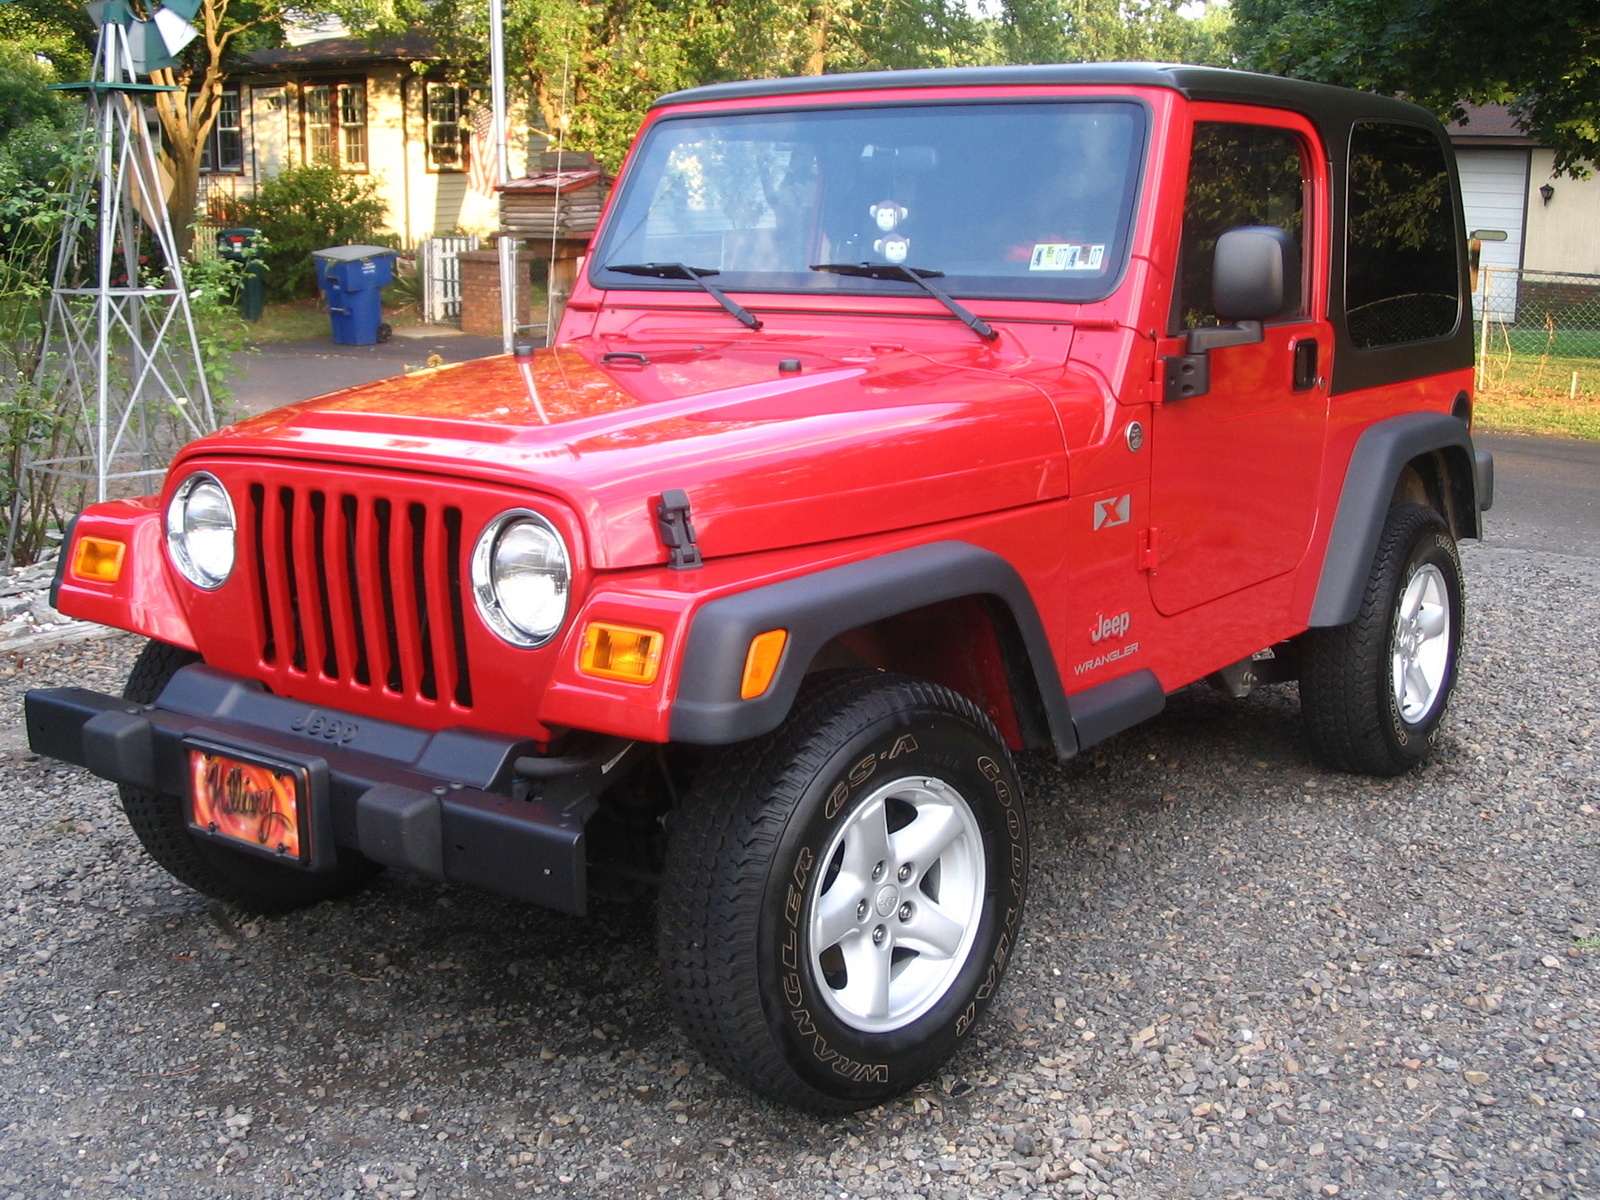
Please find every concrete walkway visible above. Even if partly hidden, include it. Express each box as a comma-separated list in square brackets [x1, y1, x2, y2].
[227, 325, 505, 415]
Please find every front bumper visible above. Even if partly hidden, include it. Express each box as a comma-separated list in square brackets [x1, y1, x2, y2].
[24, 666, 627, 915]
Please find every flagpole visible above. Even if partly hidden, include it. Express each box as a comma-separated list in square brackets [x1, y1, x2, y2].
[490, 0, 515, 354]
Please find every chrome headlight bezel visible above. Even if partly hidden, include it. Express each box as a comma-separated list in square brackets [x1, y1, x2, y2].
[470, 509, 571, 648]
[164, 471, 236, 590]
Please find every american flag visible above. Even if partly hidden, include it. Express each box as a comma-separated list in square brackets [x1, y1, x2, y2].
[468, 105, 498, 197]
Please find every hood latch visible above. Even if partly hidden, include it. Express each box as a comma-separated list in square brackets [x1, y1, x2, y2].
[656, 489, 703, 570]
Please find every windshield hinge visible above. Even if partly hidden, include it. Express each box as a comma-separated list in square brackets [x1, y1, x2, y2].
[1162, 353, 1209, 402]
[656, 489, 703, 570]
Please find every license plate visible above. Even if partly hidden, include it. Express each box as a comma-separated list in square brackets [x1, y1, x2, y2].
[188, 748, 310, 863]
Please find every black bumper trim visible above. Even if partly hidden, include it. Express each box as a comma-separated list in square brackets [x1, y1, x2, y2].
[25, 674, 591, 915]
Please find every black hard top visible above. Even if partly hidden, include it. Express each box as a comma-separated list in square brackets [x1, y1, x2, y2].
[653, 62, 1438, 130]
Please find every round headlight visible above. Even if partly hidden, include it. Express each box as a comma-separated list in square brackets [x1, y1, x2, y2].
[471, 511, 570, 647]
[165, 472, 235, 589]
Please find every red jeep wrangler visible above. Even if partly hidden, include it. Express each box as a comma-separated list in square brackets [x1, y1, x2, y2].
[28, 64, 1492, 1113]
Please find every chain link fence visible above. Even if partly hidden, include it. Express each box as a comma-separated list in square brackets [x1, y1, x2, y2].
[1474, 267, 1600, 402]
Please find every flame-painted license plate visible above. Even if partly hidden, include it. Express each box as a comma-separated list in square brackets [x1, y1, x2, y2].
[187, 747, 310, 865]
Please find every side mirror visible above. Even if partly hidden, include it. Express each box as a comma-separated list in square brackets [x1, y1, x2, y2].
[1213, 225, 1299, 321]
[1182, 225, 1300, 358]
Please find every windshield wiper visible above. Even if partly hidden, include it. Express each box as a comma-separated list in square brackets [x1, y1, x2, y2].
[604, 262, 762, 330]
[811, 262, 997, 342]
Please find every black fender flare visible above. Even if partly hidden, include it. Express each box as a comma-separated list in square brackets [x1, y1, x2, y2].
[1309, 411, 1488, 628]
[669, 541, 1085, 755]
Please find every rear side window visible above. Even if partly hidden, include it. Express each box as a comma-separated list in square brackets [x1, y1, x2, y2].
[1346, 122, 1460, 348]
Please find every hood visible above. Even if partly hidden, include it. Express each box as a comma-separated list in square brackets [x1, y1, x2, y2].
[198, 337, 1070, 568]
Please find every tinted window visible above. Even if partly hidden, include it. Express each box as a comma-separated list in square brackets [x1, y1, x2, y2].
[593, 102, 1146, 303]
[1346, 122, 1459, 347]
[1176, 122, 1306, 330]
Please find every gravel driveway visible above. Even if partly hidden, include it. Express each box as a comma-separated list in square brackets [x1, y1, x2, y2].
[1, 539, 1596, 1200]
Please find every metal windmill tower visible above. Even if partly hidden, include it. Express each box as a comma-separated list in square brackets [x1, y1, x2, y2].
[30, 0, 219, 503]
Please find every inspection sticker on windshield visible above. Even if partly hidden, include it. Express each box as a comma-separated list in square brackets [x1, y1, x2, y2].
[1029, 243, 1105, 271]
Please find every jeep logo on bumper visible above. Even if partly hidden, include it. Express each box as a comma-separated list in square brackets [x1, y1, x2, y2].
[290, 709, 359, 744]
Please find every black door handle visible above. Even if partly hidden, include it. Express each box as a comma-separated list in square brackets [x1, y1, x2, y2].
[1292, 338, 1319, 391]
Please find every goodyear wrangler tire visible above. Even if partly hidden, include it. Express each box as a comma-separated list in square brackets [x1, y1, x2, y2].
[1300, 503, 1464, 776]
[657, 670, 1028, 1113]
[116, 639, 382, 914]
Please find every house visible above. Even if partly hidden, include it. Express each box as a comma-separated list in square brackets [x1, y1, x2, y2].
[1447, 103, 1600, 328]
[1449, 103, 1600, 278]
[197, 31, 532, 245]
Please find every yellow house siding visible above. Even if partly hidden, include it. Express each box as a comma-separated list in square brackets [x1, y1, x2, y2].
[396, 76, 510, 241]
[211, 61, 531, 243]
[1523, 149, 1600, 276]
[364, 68, 408, 241]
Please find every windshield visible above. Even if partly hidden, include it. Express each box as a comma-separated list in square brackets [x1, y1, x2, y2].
[591, 100, 1147, 302]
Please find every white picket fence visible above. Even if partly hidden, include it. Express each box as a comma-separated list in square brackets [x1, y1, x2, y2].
[419, 235, 479, 324]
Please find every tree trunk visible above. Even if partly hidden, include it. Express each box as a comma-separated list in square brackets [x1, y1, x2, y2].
[806, 1, 828, 75]
[165, 141, 204, 261]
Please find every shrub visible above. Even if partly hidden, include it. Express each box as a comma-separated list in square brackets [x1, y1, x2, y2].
[228, 166, 390, 301]
[0, 51, 86, 564]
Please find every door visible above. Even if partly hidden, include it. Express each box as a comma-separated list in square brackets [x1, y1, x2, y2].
[1147, 109, 1332, 616]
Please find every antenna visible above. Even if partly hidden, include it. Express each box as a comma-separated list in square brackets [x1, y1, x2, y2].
[28, 0, 219, 505]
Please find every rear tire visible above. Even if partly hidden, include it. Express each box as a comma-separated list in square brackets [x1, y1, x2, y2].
[1300, 503, 1464, 776]
[117, 639, 382, 914]
[658, 671, 1028, 1113]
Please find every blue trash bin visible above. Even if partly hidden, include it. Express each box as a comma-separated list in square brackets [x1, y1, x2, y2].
[312, 245, 397, 345]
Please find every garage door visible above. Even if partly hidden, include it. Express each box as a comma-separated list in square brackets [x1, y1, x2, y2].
[1455, 147, 1528, 321]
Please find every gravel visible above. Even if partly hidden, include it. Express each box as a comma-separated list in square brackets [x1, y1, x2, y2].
[1, 538, 1596, 1200]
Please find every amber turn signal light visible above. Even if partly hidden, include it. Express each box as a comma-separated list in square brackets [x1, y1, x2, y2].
[740, 629, 788, 700]
[579, 622, 663, 685]
[72, 536, 126, 584]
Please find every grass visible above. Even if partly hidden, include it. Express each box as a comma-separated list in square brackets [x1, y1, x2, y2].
[1476, 389, 1600, 439]
[1475, 346, 1600, 439]
[243, 295, 426, 344]
[243, 299, 332, 343]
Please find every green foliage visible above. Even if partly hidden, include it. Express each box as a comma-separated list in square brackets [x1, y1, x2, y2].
[180, 250, 255, 420]
[0, 0, 95, 82]
[990, 0, 1233, 67]
[383, 254, 424, 311]
[0, 49, 89, 563]
[0, 45, 77, 141]
[226, 166, 390, 300]
[1231, 0, 1600, 175]
[337, 0, 1228, 172]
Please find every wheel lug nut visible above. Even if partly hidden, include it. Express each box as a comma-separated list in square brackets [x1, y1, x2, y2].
[897, 863, 913, 882]
[871, 861, 886, 882]
[897, 902, 912, 921]
[872, 925, 887, 945]
[856, 899, 869, 920]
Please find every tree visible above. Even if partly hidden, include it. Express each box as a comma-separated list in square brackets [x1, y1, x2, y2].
[1231, 0, 1600, 174]
[0, 0, 95, 80]
[1, 0, 305, 257]
[332, 0, 988, 168]
[145, 0, 292, 257]
[990, 0, 1232, 68]
[337, 0, 1225, 172]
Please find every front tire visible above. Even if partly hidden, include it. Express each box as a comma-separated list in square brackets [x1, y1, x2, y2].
[657, 671, 1028, 1113]
[1299, 503, 1464, 775]
[117, 639, 382, 914]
